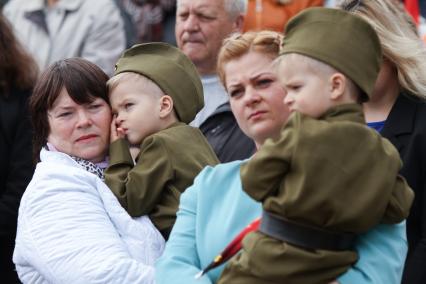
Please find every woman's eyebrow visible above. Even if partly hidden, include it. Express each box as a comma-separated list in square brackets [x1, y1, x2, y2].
[249, 72, 274, 81]
[51, 105, 74, 112]
[227, 81, 241, 88]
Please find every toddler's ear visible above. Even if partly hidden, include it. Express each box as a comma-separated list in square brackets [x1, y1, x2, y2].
[329, 73, 346, 100]
[159, 95, 174, 118]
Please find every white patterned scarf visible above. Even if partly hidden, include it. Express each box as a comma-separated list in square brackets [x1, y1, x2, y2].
[46, 143, 108, 181]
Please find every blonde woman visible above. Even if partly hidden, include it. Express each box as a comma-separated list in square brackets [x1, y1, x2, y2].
[156, 30, 408, 284]
[340, 1, 426, 283]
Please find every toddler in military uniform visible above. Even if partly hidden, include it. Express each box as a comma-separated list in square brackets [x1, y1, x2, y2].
[105, 43, 219, 240]
[218, 8, 414, 284]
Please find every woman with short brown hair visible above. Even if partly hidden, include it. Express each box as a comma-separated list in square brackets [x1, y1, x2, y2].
[14, 58, 164, 283]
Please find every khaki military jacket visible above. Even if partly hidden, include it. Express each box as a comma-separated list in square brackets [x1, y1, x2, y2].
[241, 104, 413, 233]
[105, 122, 219, 239]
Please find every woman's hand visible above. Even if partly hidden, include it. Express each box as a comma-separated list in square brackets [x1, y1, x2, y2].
[110, 116, 125, 142]
[329, 281, 339, 284]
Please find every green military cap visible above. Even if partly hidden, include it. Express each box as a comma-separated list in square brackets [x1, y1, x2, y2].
[281, 7, 382, 99]
[114, 42, 204, 124]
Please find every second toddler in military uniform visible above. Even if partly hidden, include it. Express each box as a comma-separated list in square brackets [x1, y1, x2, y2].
[105, 43, 219, 240]
[218, 7, 414, 284]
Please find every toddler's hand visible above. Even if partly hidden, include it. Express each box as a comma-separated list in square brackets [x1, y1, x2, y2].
[110, 116, 125, 142]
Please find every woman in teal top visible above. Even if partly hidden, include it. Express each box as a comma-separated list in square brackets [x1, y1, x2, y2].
[155, 31, 408, 284]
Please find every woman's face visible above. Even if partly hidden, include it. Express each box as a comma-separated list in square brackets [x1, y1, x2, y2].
[224, 51, 289, 147]
[47, 88, 112, 163]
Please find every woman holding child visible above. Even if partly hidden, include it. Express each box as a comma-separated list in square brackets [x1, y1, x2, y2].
[156, 30, 409, 284]
[219, 6, 413, 284]
[13, 58, 164, 283]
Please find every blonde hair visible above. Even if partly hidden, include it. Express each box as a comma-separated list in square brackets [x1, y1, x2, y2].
[339, 0, 426, 99]
[217, 30, 283, 89]
[107, 72, 165, 99]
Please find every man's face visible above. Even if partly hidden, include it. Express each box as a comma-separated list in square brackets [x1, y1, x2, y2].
[175, 0, 241, 75]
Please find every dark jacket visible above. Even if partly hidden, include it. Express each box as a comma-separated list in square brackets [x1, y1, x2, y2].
[200, 102, 256, 163]
[0, 88, 34, 283]
[382, 93, 426, 284]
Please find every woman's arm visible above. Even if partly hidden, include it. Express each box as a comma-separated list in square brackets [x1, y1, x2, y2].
[155, 182, 212, 284]
[14, 166, 156, 284]
[337, 222, 407, 284]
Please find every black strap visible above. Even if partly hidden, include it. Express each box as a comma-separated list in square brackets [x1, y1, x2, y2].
[259, 210, 356, 251]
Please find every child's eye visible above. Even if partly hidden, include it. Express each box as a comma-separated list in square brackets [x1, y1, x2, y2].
[288, 84, 301, 91]
[124, 103, 134, 110]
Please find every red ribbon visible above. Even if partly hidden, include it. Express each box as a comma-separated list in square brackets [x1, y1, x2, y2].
[195, 218, 261, 279]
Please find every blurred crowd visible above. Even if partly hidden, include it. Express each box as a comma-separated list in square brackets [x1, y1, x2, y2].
[1, 0, 426, 284]
[1, 0, 425, 71]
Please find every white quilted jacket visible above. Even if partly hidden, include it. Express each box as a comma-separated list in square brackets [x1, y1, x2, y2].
[13, 149, 165, 283]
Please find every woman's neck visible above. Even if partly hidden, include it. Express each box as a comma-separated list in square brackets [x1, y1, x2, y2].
[363, 86, 400, 123]
[363, 60, 400, 123]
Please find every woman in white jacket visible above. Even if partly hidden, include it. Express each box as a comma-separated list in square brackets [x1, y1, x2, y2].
[13, 58, 164, 284]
